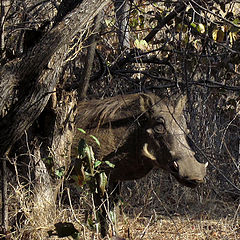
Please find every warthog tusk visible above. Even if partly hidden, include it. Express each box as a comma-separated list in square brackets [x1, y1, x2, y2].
[205, 162, 208, 168]
[142, 143, 156, 161]
[146, 128, 153, 135]
[174, 161, 178, 169]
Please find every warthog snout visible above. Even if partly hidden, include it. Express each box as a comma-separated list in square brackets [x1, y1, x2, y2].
[169, 159, 208, 188]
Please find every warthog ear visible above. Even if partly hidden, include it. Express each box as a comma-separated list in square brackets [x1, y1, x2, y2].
[175, 95, 187, 114]
[140, 94, 155, 114]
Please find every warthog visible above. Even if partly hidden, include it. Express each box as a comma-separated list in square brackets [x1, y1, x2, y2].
[73, 93, 207, 236]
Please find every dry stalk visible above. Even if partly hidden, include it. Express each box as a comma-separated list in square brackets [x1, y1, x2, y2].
[139, 215, 153, 239]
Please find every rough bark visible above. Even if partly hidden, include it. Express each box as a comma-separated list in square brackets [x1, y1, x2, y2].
[79, 12, 102, 99]
[0, 0, 11, 59]
[0, 62, 18, 115]
[53, 0, 83, 26]
[0, 2, 111, 233]
[114, 0, 130, 50]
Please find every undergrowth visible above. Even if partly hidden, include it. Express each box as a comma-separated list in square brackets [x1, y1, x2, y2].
[4, 168, 240, 240]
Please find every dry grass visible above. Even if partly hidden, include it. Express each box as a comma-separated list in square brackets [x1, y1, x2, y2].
[116, 172, 240, 240]
[117, 214, 239, 240]
[8, 181, 86, 240]
[4, 170, 239, 240]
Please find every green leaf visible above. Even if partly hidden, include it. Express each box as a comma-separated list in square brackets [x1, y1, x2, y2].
[229, 31, 237, 44]
[212, 28, 224, 42]
[233, 18, 240, 25]
[99, 172, 108, 195]
[77, 128, 86, 134]
[176, 23, 188, 33]
[78, 139, 87, 158]
[139, 15, 144, 27]
[42, 156, 54, 167]
[72, 232, 81, 240]
[90, 135, 101, 147]
[191, 22, 205, 33]
[73, 160, 86, 186]
[86, 146, 95, 161]
[105, 161, 115, 168]
[55, 166, 65, 178]
[230, 18, 240, 33]
[94, 161, 102, 168]
[87, 215, 95, 230]
[190, 22, 197, 28]
[105, 18, 114, 27]
[196, 23, 205, 34]
[134, 39, 149, 50]
[86, 146, 95, 175]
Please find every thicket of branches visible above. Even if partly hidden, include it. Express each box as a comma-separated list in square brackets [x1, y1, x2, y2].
[0, 0, 239, 239]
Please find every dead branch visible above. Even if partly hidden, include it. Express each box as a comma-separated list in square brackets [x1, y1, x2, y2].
[144, 3, 186, 43]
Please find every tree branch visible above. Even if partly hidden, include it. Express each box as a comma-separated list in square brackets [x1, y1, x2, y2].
[144, 3, 186, 43]
[79, 12, 102, 99]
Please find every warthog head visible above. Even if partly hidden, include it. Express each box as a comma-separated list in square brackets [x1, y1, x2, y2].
[140, 94, 208, 188]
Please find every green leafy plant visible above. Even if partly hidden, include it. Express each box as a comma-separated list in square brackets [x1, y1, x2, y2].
[72, 128, 115, 193]
[71, 128, 115, 233]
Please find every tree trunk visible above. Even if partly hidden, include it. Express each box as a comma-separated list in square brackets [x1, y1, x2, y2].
[114, 0, 130, 50]
[0, 0, 11, 59]
[0, 0, 111, 237]
[0, 0, 111, 157]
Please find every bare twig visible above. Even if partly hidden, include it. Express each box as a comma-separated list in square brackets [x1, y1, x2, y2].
[139, 215, 153, 239]
[190, 0, 240, 28]
[144, 3, 186, 43]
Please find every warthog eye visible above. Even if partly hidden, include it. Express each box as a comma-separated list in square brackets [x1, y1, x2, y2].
[154, 125, 165, 134]
[154, 117, 165, 134]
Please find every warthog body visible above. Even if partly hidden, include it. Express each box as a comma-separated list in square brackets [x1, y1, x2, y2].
[73, 93, 207, 236]
[74, 93, 207, 187]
